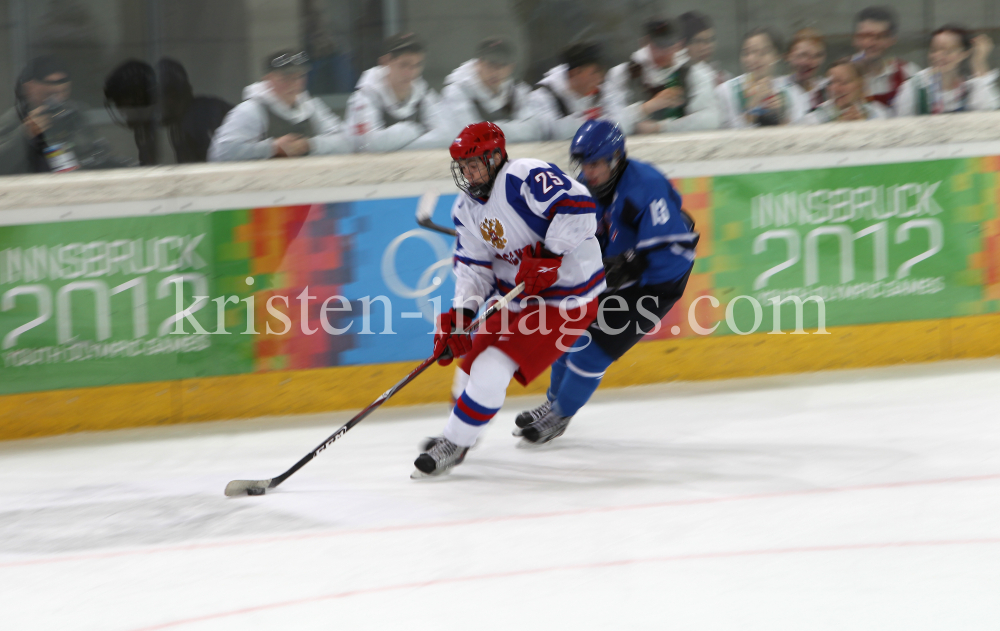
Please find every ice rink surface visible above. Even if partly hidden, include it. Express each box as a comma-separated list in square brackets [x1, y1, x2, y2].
[2, 360, 1000, 631]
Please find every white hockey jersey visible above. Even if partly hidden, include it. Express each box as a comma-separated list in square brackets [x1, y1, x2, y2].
[451, 158, 607, 313]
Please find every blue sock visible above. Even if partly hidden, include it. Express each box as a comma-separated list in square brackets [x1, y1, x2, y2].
[546, 353, 569, 402]
[553, 341, 614, 418]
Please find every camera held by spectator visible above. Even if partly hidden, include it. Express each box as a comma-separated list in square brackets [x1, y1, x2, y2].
[717, 28, 809, 128]
[0, 56, 130, 175]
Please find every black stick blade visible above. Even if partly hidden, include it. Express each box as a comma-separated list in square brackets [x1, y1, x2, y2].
[224, 479, 271, 497]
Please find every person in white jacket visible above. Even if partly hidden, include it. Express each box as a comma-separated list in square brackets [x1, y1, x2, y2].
[345, 33, 446, 152]
[439, 37, 540, 144]
[800, 58, 891, 124]
[208, 51, 350, 161]
[716, 28, 809, 128]
[606, 16, 719, 135]
[680, 11, 732, 88]
[526, 41, 624, 141]
[895, 26, 999, 116]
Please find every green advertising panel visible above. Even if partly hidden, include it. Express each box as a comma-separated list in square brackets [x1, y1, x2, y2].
[706, 157, 994, 331]
[0, 212, 254, 395]
[2, 154, 999, 397]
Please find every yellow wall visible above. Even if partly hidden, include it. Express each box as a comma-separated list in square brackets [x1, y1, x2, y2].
[3, 313, 1000, 441]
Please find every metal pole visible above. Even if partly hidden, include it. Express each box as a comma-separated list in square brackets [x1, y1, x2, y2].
[382, 0, 400, 39]
[10, 0, 28, 76]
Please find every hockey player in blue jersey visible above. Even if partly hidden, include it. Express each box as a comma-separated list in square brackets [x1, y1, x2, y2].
[515, 119, 698, 444]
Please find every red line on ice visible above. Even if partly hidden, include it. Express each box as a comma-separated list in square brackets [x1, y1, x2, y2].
[128, 537, 1000, 631]
[2, 472, 998, 570]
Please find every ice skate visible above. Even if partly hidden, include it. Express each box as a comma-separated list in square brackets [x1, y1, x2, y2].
[412, 436, 470, 478]
[512, 399, 551, 436]
[519, 408, 572, 445]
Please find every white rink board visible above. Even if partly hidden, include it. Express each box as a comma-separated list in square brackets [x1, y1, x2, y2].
[1, 361, 999, 630]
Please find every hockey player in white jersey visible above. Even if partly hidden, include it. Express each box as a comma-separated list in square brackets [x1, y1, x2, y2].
[413, 122, 606, 477]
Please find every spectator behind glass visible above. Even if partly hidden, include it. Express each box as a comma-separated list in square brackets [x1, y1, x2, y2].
[209, 51, 349, 161]
[781, 28, 828, 113]
[716, 28, 808, 128]
[801, 58, 891, 124]
[157, 59, 233, 163]
[439, 37, 540, 143]
[0, 56, 129, 175]
[679, 11, 731, 87]
[606, 16, 720, 135]
[526, 41, 624, 141]
[853, 6, 920, 107]
[104, 60, 159, 166]
[346, 33, 445, 152]
[895, 26, 999, 116]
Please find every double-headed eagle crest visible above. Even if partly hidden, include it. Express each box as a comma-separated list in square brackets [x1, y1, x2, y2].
[479, 217, 507, 249]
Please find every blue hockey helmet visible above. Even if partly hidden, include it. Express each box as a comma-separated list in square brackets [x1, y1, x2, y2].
[570, 120, 626, 199]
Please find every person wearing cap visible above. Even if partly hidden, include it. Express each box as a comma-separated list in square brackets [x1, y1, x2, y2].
[606, 16, 720, 135]
[208, 50, 350, 162]
[526, 41, 625, 141]
[439, 37, 540, 143]
[0, 56, 128, 175]
[346, 33, 446, 152]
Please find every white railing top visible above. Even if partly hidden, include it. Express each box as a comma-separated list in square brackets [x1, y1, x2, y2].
[1, 112, 1000, 211]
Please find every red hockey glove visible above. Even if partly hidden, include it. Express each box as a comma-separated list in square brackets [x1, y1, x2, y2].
[515, 242, 563, 297]
[433, 308, 476, 366]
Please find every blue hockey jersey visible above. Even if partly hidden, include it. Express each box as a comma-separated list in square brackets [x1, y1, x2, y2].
[597, 159, 697, 286]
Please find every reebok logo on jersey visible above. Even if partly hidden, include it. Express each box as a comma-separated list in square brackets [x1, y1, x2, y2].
[479, 217, 507, 249]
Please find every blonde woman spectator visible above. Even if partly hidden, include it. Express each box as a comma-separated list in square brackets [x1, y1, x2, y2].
[780, 28, 828, 113]
[895, 26, 999, 116]
[679, 12, 731, 87]
[801, 58, 891, 123]
[346, 33, 445, 152]
[606, 16, 720, 135]
[852, 6, 920, 107]
[439, 37, 540, 143]
[716, 28, 808, 128]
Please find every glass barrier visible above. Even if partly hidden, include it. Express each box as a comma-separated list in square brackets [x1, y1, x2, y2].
[0, 0, 996, 175]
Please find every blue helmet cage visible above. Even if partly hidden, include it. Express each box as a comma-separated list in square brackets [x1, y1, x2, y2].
[570, 120, 626, 198]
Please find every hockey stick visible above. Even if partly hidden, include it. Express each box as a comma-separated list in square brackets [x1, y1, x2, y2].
[415, 189, 457, 237]
[224, 282, 525, 497]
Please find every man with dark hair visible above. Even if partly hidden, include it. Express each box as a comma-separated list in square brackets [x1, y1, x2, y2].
[346, 33, 445, 151]
[1, 56, 127, 174]
[439, 37, 540, 143]
[526, 40, 625, 140]
[680, 11, 731, 87]
[157, 59, 232, 163]
[209, 50, 350, 161]
[607, 16, 719, 135]
[852, 6, 919, 107]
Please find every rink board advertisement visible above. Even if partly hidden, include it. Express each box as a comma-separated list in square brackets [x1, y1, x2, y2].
[1, 153, 999, 396]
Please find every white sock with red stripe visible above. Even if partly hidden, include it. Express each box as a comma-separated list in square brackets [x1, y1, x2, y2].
[443, 347, 518, 447]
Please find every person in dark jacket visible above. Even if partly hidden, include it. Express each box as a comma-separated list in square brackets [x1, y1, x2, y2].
[104, 58, 233, 164]
[0, 56, 128, 175]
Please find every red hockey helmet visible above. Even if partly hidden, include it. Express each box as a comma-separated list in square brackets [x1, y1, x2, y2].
[450, 122, 507, 198]
[450, 122, 506, 160]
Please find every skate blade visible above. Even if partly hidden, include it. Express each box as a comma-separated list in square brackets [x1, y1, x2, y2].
[512, 427, 525, 437]
[410, 468, 454, 480]
[516, 437, 546, 449]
